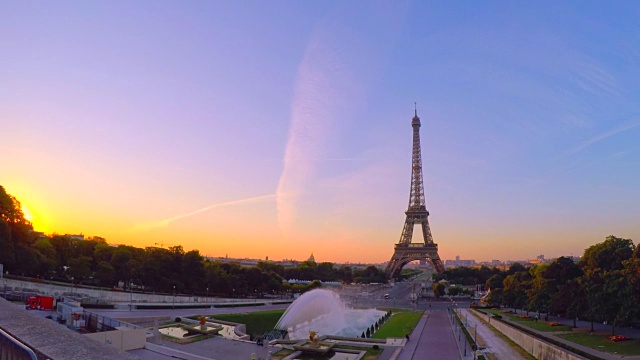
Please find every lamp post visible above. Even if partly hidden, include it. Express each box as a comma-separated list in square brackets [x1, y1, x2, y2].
[3, 280, 6, 299]
[463, 329, 467, 356]
[129, 281, 133, 312]
[173, 286, 176, 310]
[206, 287, 209, 298]
[473, 324, 478, 360]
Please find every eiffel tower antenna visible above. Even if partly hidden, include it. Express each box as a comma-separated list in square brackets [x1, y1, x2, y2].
[386, 108, 445, 279]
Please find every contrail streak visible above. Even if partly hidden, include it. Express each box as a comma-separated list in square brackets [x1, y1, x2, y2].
[131, 194, 275, 232]
[563, 120, 640, 157]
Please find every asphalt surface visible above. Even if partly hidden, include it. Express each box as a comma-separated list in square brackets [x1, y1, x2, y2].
[399, 310, 460, 360]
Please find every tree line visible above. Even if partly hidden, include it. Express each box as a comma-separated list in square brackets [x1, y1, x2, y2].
[439, 235, 638, 335]
[0, 186, 390, 297]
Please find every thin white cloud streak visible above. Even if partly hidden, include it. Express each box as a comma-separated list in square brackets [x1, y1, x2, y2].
[131, 194, 275, 232]
[276, 35, 348, 238]
[275, 3, 409, 240]
[563, 120, 640, 157]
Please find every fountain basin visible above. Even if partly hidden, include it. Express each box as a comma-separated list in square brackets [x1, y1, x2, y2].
[182, 324, 222, 335]
[159, 326, 201, 340]
[293, 340, 335, 355]
[276, 289, 385, 340]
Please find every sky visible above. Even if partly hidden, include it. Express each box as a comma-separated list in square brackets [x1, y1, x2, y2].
[2, 1, 640, 264]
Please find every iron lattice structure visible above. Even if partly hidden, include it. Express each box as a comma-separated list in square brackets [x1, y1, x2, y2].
[386, 109, 445, 279]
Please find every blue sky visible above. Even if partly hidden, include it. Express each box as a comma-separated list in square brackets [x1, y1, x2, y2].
[2, 1, 639, 263]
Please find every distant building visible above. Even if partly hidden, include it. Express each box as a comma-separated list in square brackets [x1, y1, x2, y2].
[65, 234, 84, 241]
[308, 253, 316, 263]
[444, 256, 476, 268]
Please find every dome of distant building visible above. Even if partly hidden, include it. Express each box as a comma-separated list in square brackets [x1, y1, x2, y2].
[308, 253, 315, 263]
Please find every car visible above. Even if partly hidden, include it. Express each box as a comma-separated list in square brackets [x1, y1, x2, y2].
[384, 294, 390, 299]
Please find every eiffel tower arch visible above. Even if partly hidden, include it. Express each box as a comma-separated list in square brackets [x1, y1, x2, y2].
[386, 108, 445, 279]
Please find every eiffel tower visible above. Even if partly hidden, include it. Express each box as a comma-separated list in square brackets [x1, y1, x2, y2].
[386, 108, 445, 279]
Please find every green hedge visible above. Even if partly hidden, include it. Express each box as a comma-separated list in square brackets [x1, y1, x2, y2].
[214, 303, 265, 308]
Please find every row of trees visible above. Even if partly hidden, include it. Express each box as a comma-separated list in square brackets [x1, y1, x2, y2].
[480, 235, 639, 335]
[0, 186, 390, 297]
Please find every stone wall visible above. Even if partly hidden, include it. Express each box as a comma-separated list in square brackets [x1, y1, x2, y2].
[471, 310, 585, 360]
[3, 278, 223, 304]
[84, 329, 147, 351]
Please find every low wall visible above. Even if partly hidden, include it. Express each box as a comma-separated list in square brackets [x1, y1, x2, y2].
[2, 278, 269, 305]
[471, 310, 586, 360]
[85, 329, 147, 351]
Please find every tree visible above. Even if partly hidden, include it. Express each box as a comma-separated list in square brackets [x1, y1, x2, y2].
[527, 264, 552, 316]
[182, 250, 205, 293]
[485, 274, 504, 291]
[432, 282, 446, 299]
[580, 236, 635, 333]
[0, 186, 34, 273]
[485, 288, 504, 307]
[33, 238, 59, 277]
[67, 256, 92, 282]
[507, 262, 527, 275]
[580, 235, 634, 273]
[447, 286, 462, 296]
[95, 261, 116, 287]
[546, 257, 583, 315]
[503, 271, 529, 313]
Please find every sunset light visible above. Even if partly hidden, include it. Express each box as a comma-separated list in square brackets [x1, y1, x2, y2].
[1, 2, 638, 264]
[22, 204, 34, 222]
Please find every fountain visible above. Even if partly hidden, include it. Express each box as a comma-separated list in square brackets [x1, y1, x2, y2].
[275, 289, 385, 339]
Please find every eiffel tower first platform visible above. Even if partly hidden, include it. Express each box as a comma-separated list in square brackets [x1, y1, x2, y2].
[385, 108, 445, 279]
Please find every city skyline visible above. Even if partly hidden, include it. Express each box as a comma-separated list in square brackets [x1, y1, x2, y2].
[2, 2, 639, 263]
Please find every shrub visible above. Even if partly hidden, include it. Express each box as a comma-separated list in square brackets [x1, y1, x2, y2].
[372, 344, 380, 350]
[175, 317, 182, 323]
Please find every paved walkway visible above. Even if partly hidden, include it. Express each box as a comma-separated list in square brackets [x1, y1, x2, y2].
[473, 308, 640, 360]
[460, 309, 526, 360]
[397, 310, 461, 360]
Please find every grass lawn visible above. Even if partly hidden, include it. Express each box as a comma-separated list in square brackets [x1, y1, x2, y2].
[483, 309, 572, 332]
[211, 309, 285, 337]
[372, 311, 423, 339]
[557, 332, 640, 356]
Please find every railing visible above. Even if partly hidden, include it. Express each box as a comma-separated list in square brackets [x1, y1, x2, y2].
[84, 310, 140, 332]
[0, 327, 38, 360]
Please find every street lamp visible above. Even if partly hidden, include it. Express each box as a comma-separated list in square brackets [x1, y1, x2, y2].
[473, 324, 478, 360]
[3, 280, 6, 299]
[129, 280, 133, 312]
[206, 287, 209, 298]
[173, 286, 176, 310]
[463, 328, 467, 356]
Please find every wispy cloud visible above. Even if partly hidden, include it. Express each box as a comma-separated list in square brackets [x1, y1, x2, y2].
[275, 3, 408, 239]
[563, 120, 640, 157]
[131, 194, 275, 232]
[570, 58, 621, 97]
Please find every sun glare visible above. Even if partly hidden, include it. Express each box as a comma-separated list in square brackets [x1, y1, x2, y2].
[22, 204, 34, 222]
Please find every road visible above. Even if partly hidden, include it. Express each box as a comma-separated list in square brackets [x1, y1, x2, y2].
[459, 308, 526, 360]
